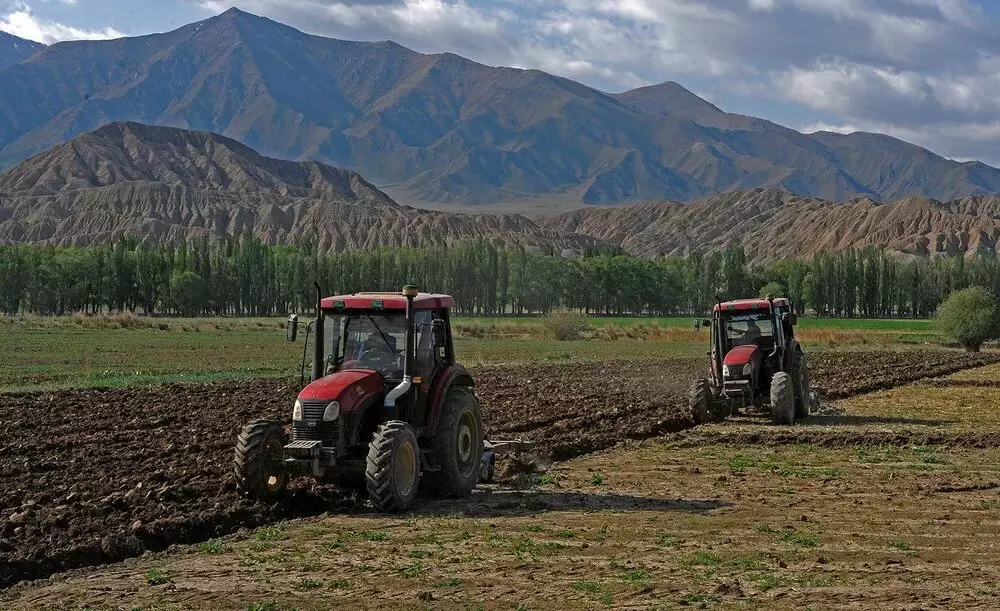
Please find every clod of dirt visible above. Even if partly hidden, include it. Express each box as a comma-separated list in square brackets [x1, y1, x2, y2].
[715, 579, 747, 598]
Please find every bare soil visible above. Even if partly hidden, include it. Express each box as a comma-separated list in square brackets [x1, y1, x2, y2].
[0, 349, 996, 590]
[6, 437, 1000, 609]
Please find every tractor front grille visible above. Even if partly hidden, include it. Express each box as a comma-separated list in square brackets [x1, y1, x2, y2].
[301, 400, 329, 421]
[293, 400, 342, 447]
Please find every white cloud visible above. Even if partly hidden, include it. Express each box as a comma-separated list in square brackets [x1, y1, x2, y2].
[0, 5, 124, 43]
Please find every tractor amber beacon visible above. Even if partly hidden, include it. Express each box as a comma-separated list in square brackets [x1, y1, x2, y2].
[234, 285, 533, 513]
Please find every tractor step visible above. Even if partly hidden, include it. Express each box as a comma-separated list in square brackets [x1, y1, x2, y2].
[284, 440, 322, 457]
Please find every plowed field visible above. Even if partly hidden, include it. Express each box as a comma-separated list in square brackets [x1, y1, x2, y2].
[1, 349, 997, 588]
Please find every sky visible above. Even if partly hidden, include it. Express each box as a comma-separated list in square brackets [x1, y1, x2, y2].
[2, 0, 1000, 166]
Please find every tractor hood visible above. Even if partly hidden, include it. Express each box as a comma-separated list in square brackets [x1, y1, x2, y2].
[298, 369, 384, 413]
[724, 345, 761, 366]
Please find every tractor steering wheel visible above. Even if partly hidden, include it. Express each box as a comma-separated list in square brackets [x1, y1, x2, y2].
[359, 347, 398, 366]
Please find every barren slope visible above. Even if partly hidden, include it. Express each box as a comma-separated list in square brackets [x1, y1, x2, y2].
[541, 189, 1000, 262]
[0, 122, 601, 252]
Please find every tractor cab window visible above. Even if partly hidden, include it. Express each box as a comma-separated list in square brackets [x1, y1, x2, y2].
[413, 310, 435, 377]
[723, 313, 774, 349]
[324, 310, 433, 379]
[324, 312, 405, 378]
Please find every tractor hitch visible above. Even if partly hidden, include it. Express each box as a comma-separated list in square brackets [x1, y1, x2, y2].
[480, 439, 537, 484]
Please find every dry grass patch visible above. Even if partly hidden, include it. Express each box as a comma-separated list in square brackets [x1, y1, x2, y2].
[839, 384, 1000, 431]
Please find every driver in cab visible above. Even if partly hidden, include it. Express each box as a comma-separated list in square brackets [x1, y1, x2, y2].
[734, 320, 762, 347]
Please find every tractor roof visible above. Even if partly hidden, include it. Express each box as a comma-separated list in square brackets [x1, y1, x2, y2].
[320, 292, 454, 311]
[714, 298, 790, 312]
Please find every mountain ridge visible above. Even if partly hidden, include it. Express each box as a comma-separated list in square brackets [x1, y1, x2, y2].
[0, 121, 603, 253]
[0, 31, 44, 69]
[0, 8, 998, 208]
[540, 189, 1000, 263]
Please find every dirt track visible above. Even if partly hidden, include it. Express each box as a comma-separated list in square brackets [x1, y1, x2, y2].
[1, 349, 998, 588]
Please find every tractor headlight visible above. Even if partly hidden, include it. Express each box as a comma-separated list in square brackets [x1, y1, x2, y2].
[723, 364, 731, 377]
[292, 400, 303, 420]
[323, 401, 341, 421]
[742, 363, 752, 376]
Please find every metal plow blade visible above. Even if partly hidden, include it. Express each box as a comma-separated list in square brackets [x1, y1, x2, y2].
[481, 439, 543, 483]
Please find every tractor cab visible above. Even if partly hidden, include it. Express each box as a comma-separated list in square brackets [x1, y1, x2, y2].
[688, 296, 813, 426]
[235, 285, 535, 514]
[305, 291, 458, 428]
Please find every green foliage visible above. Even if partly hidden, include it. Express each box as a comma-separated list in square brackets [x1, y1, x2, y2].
[198, 539, 223, 554]
[758, 281, 786, 299]
[254, 527, 285, 541]
[935, 287, 998, 351]
[3, 237, 1000, 323]
[144, 567, 171, 585]
[169, 270, 208, 316]
[295, 578, 321, 591]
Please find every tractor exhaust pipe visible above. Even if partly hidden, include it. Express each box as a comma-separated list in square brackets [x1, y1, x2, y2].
[311, 281, 323, 382]
[765, 292, 781, 361]
[384, 284, 418, 411]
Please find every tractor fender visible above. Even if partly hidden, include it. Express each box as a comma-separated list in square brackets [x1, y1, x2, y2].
[785, 340, 803, 369]
[426, 364, 476, 432]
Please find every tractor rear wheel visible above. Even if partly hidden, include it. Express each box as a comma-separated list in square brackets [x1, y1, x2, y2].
[792, 352, 811, 419]
[234, 420, 288, 500]
[770, 372, 794, 425]
[689, 378, 712, 425]
[425, 386, 484, 498]
[365, 421, 421, 512]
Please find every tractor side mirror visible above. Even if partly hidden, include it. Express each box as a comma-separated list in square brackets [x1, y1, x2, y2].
[432, 319, 447, 346]
[782, 312, 798, 326]
[702, 319, 710, 328]
[286, 314, 299, 342]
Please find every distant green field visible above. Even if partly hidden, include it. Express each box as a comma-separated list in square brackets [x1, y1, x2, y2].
[0, 313, 940, 393]
[460, 315, 934, 332]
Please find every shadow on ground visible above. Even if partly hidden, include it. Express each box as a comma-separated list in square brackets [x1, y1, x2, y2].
[800, 414, 955, 427]
[403, 490, 733, 518]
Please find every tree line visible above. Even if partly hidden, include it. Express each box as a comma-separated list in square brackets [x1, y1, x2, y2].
[1, 237, 999, 318]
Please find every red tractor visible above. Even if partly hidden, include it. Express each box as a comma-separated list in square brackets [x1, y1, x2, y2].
[234, 285, 531, 512]
[689, 296, 816, 425]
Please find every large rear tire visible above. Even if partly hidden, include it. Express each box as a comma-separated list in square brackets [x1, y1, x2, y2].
[366, 421, 420, 513]
[689, 378, 712, 425]
[770, 372, 794, 425]
[792, 352, 811, 419]
[425, 386, 484, 498]
[234, 420, 288, 500]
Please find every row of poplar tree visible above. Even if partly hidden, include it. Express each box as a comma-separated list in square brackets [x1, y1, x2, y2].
[0, 237, 995, 317]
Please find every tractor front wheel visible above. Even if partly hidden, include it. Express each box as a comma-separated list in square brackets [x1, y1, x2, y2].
[689, 378, 712, 425]
[770, 372, 794, 425]
[234, 420, 289, 500]
[366, 421, 421, 512]
[426, 386, 484, 498]
[792, 352, 811, 419]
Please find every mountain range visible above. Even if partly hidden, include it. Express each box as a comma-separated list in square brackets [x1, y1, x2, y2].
[0, 32, 43, 69]
[3, 121, 1000, 264]
[0, 121, 600, 253]
[1, 8, 1000, 210]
